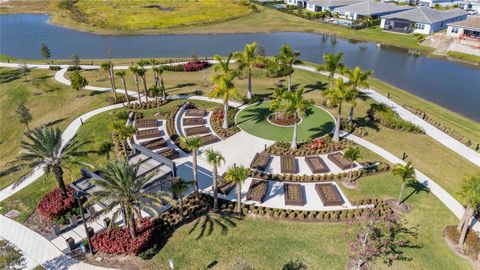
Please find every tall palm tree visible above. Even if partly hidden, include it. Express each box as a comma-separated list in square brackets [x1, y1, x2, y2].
[129, 66, 142, 103]
[90, 159, 175, 238]
[170, 177, 194, 214]
[113, 122, 137, 157]
[391, 161, 416, 206]
[115, 70, 130, 105]
[343, 66, 373, 124]
[18, 127, 90, 196]
[225, 165, 250, 215]
[180, 136, 202, 196]
[234, 42, 261, 99]
[148, 85, 161, 113]
[324, 78, 352, 142]
[275, 44, 300, 92]
[457, 174, 480, 245]
[277, 89, 313, 150]
[100, 62, 117, 101]
[343, 146, 361, 183]
[205, 148, 225, 211]
[135, 65, 149, 104]
[213, 53, 234, 75]
[317, 52, 344, 90]
[210, 65, 241, 129]
[152, 66, 166, 100]
[98, 141, 113, 160]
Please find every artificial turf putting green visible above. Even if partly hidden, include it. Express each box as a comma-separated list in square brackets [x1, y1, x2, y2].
[236, 101, 335, 142]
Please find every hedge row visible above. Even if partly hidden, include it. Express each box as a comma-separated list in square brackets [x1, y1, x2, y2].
[125, 100, 169, 110]
[403, 104, 473, 147]
[266, 137, 354, 156]
[210, 107, 240, 139]
[368, 104, 424, 134]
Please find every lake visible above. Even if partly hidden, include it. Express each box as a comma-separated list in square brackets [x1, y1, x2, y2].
[1, 14, 479, 121]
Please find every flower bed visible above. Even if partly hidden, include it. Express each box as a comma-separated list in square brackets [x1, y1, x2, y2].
[37, 187, 75, 221]
[163, 61, 210, 72]
[125, 100, 169, 110]
[268, 113, 300, 126]
[91, 218, 154, 255]
[266, 137, 354, 156]
[210, 107, 240, 139]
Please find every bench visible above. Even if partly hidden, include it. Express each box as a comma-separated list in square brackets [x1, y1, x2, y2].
[158, 148, 180, 160]
[140, 138, 166, 151]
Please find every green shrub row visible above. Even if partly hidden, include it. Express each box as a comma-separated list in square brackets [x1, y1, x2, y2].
[368, 104, 424, 134]
[125, 99, 169, 110]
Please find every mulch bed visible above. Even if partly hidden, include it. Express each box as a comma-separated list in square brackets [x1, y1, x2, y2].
[443, 225, 480, 269]
[268, 113, 300, 126]
[386, 199, 412, 214]
[24, 210, 54, 239]
[82, 252, 146, 270]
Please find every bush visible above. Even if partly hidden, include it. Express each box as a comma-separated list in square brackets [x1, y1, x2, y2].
[37, 187, 75, 220]
[49, 65, 61, 71]
[183, 61, 210, 72]
[67, 65, 82, 72]
[91, 218, 154, 255]
[368, 104, 424, 133]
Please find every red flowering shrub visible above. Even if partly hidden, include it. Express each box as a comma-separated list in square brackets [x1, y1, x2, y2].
[254, 63, 266, 69]
[37, 187, 75, 220]
[309, 138, 324, 150]
[213, 110, 224, 123]
[91, 218, 155, 255]
[183, 61, 210, 72]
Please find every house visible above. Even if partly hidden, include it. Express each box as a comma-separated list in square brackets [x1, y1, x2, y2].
[447, 16, 480, 38]
[334, 0, 412, 20]
[285, 0, 308, 8]
[305, 0, 365, 12]
[380, 7, 467, 34]
[418, 0, 464, 7]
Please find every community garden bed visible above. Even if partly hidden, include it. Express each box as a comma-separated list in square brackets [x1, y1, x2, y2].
[266, 137, 354, 157]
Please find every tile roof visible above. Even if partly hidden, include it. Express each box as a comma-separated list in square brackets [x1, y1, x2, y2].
[382, 7, 467, 24]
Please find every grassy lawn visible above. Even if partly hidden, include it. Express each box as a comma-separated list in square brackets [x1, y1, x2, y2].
[147, 174, 472, 270]
[237, 101, 335, 141]
[447, 51, 480, 64]
[0, 67, 110, 190]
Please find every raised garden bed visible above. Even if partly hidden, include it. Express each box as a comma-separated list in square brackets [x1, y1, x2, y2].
[284, 183, 304, 206]
[158, 148, 180, 160]
[266, 137, 354, 157]
[216, 173, 235, 196]
[250, 153, 272, 171]
[199, 134, 221, 146]
[140, 138, 166, 151]
[246, 179, 269, 203]
[136, 128, 161, 140]
[281, 156, 298, 174]
[305, 156, 330, 174]
[184, 126, 210, 136]
[183, 117, 206, 126]
[185, 109, 207, 117]
[268, 113, 300, 126]
[315, 183, 344, 206]
[327, 152, 356, 170]
[135, 118, 157, 129]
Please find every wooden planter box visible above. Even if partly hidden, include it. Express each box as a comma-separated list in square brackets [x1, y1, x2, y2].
[185, 126, 210, 136]
[158, 148, 180, 160]
[250, 153, 272, 171]
[281, 156, 298, 174]
[305, 156, 330, 174]
[284, 183, 304, 206]
[140, 138, 166, 151]
[136, 118, 157, 128]
[136, 128, 161, 140]
[328, 152, 356, 170]
[199, 134, 221, 146]
[315, 183, 344, 206]
[183, 118, 207, 126]
[185, 109, 207, 117]
[246, 179, 269, 203]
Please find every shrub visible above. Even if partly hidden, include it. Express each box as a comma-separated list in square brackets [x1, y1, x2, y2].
[368, 104, 424, 133]
[91, 218, 154, 255]
[183, 61, 210, 72]
[49, 65, 61, 71]
[37, 187, 75, 220]
[67, 65, 82, 72]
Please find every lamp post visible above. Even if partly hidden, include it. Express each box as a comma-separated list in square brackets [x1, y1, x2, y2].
[73, 190, 94, 255]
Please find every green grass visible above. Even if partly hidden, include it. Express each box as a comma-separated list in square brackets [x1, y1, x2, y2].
[147, 174, 472, 270]
[237, 101, 335, 142]
[447, 51, 480, 64]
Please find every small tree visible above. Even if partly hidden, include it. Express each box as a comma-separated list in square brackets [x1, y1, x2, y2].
[391, 161, 416, 205]
[98, 141, 113, 160]
[225, 165, 250, 215]
[170, 177, 193, 213]
[148, 85, 161, 113]
[343, 147, 361, 184]
[180, 136, 202, 196]
[205, 148, 225, 211]
[16, 102, 32, 132]
[115, 70, 130, 105]
[40, 43, 51, 61]
[457, 174, 480, 246]
[70, 71, 88, 91]
[113, 122, 137, 157]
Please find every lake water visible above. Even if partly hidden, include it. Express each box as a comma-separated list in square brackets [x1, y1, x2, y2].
[1, 14, 479, 121]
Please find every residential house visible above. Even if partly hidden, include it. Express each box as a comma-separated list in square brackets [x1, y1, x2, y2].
[447, 16, 480, 38]
[418, 0, 464, 7]
[381, 7, 467, 34]
[285, 0, 308, 8]
[334, 0, 412, 20]
[305, 0, 365, 12]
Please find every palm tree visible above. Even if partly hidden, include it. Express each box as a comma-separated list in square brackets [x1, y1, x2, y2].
[152, 66, 166, 100]
[324, 78, 352, 142]
[98, 141, 113, 160]
[113, 122, 137, 157]
[275, 44, 300, 92]
[170, 177, 194, 214]
[277, 89, 313, 150]
[205, 148, 225, 211]
[457, 174, 480, 245]
[148, 85, 161, 113]
[234, 42, 261, 99]
[135, 65, 149, 103]
[90, 159, 175, 238]
[18, 127, 90, 196]
[115, 70, 130, 105]
[343, 146, 361, 183]
[225, 165, 250, 215]
[180, 136, 202, 196]
[100, 62, 117, 102]
[129, 66, 142, 103]
[343, 66, 373, 124]
[391, 161, 416, 206]
[317, 52, 344, 90]
[213, 53, 234, 75]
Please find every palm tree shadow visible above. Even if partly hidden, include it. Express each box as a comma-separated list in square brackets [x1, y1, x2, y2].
[308, 121, 335, 138]
[304, 81, 328, 94]
[354, 115, 380, 132]
[188, 212, 241, 240]
[236, 105, 271, 125]
[401, 181, 430, 204]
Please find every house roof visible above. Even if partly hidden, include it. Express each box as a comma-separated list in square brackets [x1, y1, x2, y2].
[307, 0, 365, 8]
[335, 0, 412, 16]
[382, 7, 467, 24]
[447, 16, 480, 30]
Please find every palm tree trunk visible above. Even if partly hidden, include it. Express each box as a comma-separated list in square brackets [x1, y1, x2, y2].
[121, 140, 128, 157]
[160, 76, 166, 100]
[142, 76, 149, 103]
[333, 103, 342, 142]
[458, 206, 474, 245]
[109, 67, 117, 101]
[247, 72, 253, 99]
[212, 165, 218, 211]
[156, 95, 160, 113]
[193, 151, 199, 195]
[53, 166, 67, 197]
[288, 74, 292, 92]
[223, 102, 229, 129]
[134, 75, 141, 103]
[25, 122, 31, 132]
[291, 117, 298, 150]
[128, 209, 137, 238]
[457, 208, 470, 232]
[122, 78, 130, 105]
[236, 182, 242, 215]
[398, 182, 405, 205]
[348, 105, 355, 125]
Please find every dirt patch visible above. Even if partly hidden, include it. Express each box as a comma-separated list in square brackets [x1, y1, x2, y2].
[82, 252, 147, 270]
[24, 210, 54, 239]
[386, 199, 412, 214]
[443, 225, 480, 269]
[340, 180, 358, 189]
